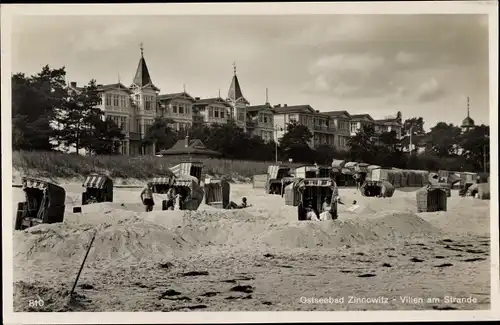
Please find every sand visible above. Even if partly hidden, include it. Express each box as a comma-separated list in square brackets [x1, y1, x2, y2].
[11, 182, 491, 311]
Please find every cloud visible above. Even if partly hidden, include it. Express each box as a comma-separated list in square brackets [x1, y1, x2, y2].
[300, 15, 487, 104]
[67, 20, 141, 52]
[415, 78, 445, 102]
[395, 51, 418, 65]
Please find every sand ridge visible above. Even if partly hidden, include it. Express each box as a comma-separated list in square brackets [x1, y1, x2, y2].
[12, 183, 491, 311]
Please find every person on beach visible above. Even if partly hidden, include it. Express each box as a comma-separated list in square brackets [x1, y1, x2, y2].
[165, 188, 176, 210]
[141, 183, 155, 212]
[305, 201, 319, 221]
[320, 197, 334, 221]
[174, 193, 183, 210]
[227, 197, 251, 209]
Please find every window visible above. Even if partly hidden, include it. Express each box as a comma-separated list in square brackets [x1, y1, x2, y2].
[120, 96, 127, 108]
[220, 109, 225, 119]
[237, 109, 245, 122]
[120, 140, 127, 155]
[173, 105, 177, 114]
[145, 96, 153, 110]
[263, 115, 268, 124]
[105, 94, 112, 106]
[135, 95, 140, 105]
[214, 109, 219, 118]
[350, 123, 358, 133]
[209, 107, 213, 118]
[179, 103, 184, 114]
[113, 94, 119, 107]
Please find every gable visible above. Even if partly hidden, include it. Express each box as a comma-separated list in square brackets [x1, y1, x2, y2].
[189, 139, 205, 149]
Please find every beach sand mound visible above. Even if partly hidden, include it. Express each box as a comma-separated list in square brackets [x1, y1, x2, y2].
[14, 216, 195, 263]
[258, 211, 442, 249]
[14, 206, 442, 263]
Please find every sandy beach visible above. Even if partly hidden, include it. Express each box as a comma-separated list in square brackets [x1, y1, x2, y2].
[12, 182, 491, 311]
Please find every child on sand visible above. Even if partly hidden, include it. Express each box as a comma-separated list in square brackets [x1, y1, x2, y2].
[140, 183, 155, 212]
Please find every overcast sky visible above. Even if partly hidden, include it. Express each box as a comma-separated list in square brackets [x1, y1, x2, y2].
[11, 14, 490, 129]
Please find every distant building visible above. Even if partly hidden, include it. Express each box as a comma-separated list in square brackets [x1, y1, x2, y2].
[157, 91, 196, 131]
[246, 101, 275, 142]
[374, 111, 403, 139]
[226, 64, 249, 131]
[273, 104, 335, 148]
[322, 110, 352, 151]
[348, 112, 403, 140]
[192, 96, 232, 126]
[349, 114, 375, 136]
[67, 46, 159, 156]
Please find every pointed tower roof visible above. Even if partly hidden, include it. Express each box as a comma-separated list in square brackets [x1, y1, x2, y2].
[461, 96, 475, 128]
[227, 62, 249, 104]
[131, 43, 159, 91]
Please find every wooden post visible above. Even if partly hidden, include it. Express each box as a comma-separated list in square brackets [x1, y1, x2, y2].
[69, 232, 96, 300]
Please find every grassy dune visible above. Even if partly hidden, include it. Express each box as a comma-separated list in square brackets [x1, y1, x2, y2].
[12, 151, 294, 181]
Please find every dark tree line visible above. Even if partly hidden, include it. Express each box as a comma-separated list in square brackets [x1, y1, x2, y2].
[12, 65, 489, 173]
[12, 66, 124, 154]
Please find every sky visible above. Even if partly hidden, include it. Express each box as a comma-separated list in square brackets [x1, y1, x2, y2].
[11, 14, 491, 130]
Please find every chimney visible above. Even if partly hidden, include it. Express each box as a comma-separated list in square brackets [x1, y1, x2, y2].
[284, 104, 288, 107]
[195, 97, 200, 100]
[185, 135, 190, 148]
[316, 110, 320, 113]
[70, 82, 77, 87]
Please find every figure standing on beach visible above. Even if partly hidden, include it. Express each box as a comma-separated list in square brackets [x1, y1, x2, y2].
[165, 188, 176, 210]
[141, 183, 155, 212]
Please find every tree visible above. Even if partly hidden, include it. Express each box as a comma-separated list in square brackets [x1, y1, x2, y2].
[142, 117, 177, 151]
[426, 122, 462, 157]
[347, 124, 377, 163]
[279, 121, 315, 162]
[54, 79, 105, 154]
[205, 121, 250, 159]
[12, 66, 67, 151]
[314, 144, 337, 165]
[459, 125, 489, 172]
[403, 117, 426, 136]
[377, 130, 405, 168]
[91, 118, 125, 155]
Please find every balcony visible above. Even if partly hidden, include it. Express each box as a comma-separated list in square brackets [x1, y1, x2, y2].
[313, 124, 336, 133]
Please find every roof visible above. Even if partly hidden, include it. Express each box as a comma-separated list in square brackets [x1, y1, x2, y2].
[97, 83, 133, 94]
[247, 103, 275, 113]
[322, 110, 352, 118]
[158, 138, 222, 156]
[351, 114, 374, 121]
[375, 118, 401, 126]
[273, 105, 317, 114]
[462, 116, 475, 127]
[158, 92, 196, 102]
[194, 97, 232, 107]
[227, 74, 249, 104]
[132, 53, 159, 91]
